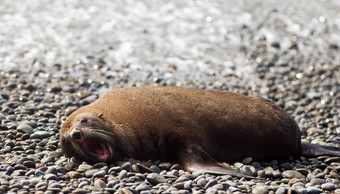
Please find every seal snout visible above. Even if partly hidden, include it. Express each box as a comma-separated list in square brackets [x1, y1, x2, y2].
[70, 129, 82, 140]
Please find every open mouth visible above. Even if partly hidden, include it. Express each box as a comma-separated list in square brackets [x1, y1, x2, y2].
[82, 137, 110, 161]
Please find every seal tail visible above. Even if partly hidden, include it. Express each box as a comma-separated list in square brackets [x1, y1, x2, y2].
[299, 142, 340, 157]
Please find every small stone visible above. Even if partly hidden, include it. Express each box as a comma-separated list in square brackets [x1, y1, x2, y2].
[212, 183, 225, 190]
[324, 157, 340, 163]
[275, 187, 287, 194]
[45, 167, 58, 175]
[197, 178, 207, 187]
[184, 180, 193, 190]
[240, 165, 255, 176]
[41, 156, 55, 164]
[121, 162, 132, 171]
[289, 178, 302, 186]
[296, 168, 309, 176]
[67, 171, 82, 179]
[264, 166, 274, 177]
[252, 186, 269, 194]
[282, 170, 304, 179]
[85, 169, 99, 178]
[205, 179, 218, 189]
[35, 181, 48, 191]
[234, 162, 244, 169]
[92, 170, 107, 178]
[321, 183, 335, 190]
[78, 163, 93, 170]
[44, 174, 58, 181]
[23, 160, 36, 168]
[118, 170, 128, 180]
[309, 178, 326, 186]
[150, 165, 161, 173]
[146, 173, 167, 185]
[79, 181, 90, 188]
[94, 179, 106, 189]
[71, 188, 88, 194]
[159, 162, 172, 170]
[173, 182, 185, 189]
[136, 184, 151, 192]
[93, 162, 107, 169]
[17, 124, 33, 134]
[170, 164, 180, 170]
[306, 187, 319, 194]
[307, 128, 324, 135]
[33, 131, 51, 138]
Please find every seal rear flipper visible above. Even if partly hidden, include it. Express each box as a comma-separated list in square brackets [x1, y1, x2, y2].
[299, 142, 340, 157]
[176, 141, 255, 179]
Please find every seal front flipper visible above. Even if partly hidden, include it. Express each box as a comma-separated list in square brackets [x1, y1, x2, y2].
[299, 142, 340, 157]
[176, 141, 255, 179]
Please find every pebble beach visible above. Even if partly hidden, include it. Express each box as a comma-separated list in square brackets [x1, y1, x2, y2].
[0, 0, 340, 193]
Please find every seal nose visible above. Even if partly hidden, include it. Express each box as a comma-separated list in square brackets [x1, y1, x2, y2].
[70, 130, 81, 140]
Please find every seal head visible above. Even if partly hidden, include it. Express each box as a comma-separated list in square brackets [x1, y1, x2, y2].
[60, 112, 116, 162]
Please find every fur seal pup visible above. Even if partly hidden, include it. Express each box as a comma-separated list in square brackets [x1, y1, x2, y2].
[60, 86, 340, 178]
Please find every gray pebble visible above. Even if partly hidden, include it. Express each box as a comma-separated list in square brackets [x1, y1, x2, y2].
[146, 173, 167, 185]
[118, 170, 128, 180]
[205, 179, 218, 189]
[282, 170, 304, 179]
[197, 178, 207, 187]
[94, 179, 106, 189]
[85, 169, 99, 178]
[33, 131, 51, 138]
[136, 184, 151, 192]
[159, 162, 172, 170]
[252, 186, 269, 194]
[78, 181, 90, 188]
[45, 167, 58, 175]
[44, 174, 58, 181]
[240, 165, 255, 176]
[92, 170, 107, 178]
[22, 160, 35, 168]
[150, 165, 161, 173]
[306, 187, 319, 194]
[17, 124, 33, 134]
[309, 178, 326, 186]
[41, 156, 55, 164]
[35, 181, 48, 190]
[275, 187, 287, 194]
[121, 162, 132, 171]
[321, 183, 335, 190]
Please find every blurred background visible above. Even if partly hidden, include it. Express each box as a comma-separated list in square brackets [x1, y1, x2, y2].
[0, 0, 340, 193]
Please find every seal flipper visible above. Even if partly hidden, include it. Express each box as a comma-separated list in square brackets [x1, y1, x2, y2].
[299, 142, 340, 157]
[176, 141, 255, 179]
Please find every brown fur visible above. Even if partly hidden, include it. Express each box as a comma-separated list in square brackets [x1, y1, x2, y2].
[60, 86, 302, 177]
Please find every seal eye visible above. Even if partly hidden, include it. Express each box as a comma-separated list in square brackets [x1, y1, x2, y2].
[81, 118, 88, 124]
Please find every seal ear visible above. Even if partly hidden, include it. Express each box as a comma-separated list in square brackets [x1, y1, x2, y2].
[177, 140, 255, 179]
[98, 113, 104, 118]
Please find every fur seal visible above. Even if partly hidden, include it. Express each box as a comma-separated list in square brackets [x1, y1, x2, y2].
[60, 86, 340, 178]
